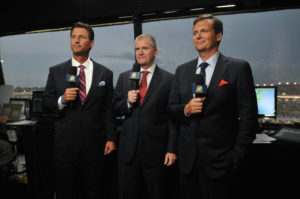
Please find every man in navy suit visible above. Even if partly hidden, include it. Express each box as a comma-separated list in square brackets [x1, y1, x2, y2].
[112, 34, 177, 199]
[168, 14, 258, 199]
[42, 22, 116, 199]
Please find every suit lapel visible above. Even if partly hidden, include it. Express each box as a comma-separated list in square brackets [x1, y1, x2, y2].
[62, 60, 73, 90]
[141, 66, 161, 106]
[84, 62, 102, 104]
[206, 54, 228, 102]
[187, 59, 198, 100]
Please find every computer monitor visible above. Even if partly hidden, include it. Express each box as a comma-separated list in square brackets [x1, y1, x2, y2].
[9, 98, 31, 120]
[255, 86, 277, 119]
[30, 91, 44, 118]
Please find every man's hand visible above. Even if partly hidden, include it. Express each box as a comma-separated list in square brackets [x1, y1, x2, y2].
[128, 90, 140, 104]
[164, 152, 177, 166]
[104, 141, 116, 155]
[63, 88, 79, 102]
[0, 115, 8, 123]
[184, 97, 205, 115]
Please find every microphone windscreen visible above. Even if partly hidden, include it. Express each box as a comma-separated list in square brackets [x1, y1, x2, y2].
[195, 74, 205, 85]
[132, 63, 141, 72]
[193, 74, 207, 97]
[70, 67, 77, 75]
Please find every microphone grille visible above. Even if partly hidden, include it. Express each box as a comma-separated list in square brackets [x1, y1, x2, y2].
[70, 67, 77, 75]
[132, 63, 141, 72]
[195, 74, 204, 85]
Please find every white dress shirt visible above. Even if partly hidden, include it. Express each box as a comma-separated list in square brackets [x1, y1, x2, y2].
[58, 57, 94, 110]
[127, 63, 156, 108]
[196, 51, 219, 87]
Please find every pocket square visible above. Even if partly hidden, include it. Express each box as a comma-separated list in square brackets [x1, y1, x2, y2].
[99, 81, 106, 86]
[218, 79, 229, 87]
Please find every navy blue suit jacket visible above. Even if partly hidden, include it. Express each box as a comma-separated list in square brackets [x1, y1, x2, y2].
[112, 66, 177, 167]
[168, 54, 258, 178]
[42, 59, 116, 162]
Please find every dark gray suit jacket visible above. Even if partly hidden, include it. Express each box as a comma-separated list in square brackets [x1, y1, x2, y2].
[42, 59, 116, 162]
[168, 54, 258, 179]
[112, 66, 177, 167]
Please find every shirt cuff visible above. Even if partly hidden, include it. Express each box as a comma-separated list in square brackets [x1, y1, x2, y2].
[127, 101, 132, 109]
[58, 96, 67, 110]
[184, 106, 190, 117]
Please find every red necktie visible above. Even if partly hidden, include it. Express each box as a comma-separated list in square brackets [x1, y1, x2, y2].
[78, 65, 86, 104]
[139, 71, 149, 104]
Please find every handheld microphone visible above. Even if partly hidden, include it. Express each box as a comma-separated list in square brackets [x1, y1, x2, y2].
[66, 67, 79, 88]
[129, 63, 141, 90]
[192, 74, 207, 98]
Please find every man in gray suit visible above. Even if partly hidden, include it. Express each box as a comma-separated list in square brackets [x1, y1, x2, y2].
[113, 34, 177, 199]
[168, 14, 258, 199]
[42, 22, 116, 199]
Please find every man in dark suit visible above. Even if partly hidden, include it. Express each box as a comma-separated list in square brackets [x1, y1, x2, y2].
[42, 22, 116, 199]
[168, 14, 258, 199]
[112, 34, 177, 199]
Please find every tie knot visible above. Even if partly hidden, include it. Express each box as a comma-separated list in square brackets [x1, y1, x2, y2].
[79, 65, 85, 69]
[142, 70, 149, 76]
[199, 62, 208, 74]
[199, 62, 209, 70]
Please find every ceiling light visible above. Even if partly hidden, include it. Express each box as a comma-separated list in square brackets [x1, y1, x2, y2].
[163, 10, 178, 14]
[216, 4, 236, 8]
[189, 8, 204, 11]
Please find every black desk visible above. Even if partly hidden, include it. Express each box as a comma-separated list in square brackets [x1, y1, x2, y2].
[1, 119, 55, 199]
[238, 139, 300, 199]
[2, 121, 37, 198]
[2, 120, 300, 199]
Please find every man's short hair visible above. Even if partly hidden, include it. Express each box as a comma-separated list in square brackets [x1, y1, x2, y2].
[193, 14, 223, 35]
[135, 34, 157, 49]
[70, 22, 94, 40]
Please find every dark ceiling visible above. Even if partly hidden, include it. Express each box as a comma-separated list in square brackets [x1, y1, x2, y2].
[1, 0, 300, 36]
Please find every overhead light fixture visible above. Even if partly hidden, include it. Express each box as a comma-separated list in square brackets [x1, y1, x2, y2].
[0, 59, 4, 63]
[118, 15, 132, 19]
[216, 4, 236, 8]
[142, 13, 156, 17]
[26, 27, 69, 34]
[189, 8, 205, 11]
[163, 10, 178, 14]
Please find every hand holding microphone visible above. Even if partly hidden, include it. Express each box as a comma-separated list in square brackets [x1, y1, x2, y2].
[63, 67, 79, 103]
[185, 97, 205, 115]
[185, 73, 207, 115]
[128, 63, 141, 105]
[63, 88, 79, 102]
[128, 90, 140, 104]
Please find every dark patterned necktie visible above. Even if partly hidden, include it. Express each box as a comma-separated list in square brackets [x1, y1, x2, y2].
[199, 62, 209, 85]
[78, 65, 86, 104]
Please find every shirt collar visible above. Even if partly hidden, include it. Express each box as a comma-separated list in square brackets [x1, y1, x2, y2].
[72, 57, 92, 69]
[197, 51, 219, 69]
[140, 62, 156, 74]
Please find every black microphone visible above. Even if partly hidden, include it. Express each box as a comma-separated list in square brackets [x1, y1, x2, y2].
[129, 63, 141, 90]
[192, 74, 207, 98]
[66, 67, 79, 88]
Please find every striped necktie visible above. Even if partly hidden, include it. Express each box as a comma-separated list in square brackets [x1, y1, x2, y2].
[78, 65, 86, 104]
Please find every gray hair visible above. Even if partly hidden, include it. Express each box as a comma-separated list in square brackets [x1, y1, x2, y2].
[135, 33, 157, 49]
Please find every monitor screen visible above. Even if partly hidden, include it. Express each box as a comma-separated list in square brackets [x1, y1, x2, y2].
[9, 98, 31, 120]
[255, 86, 277, 118]
[31, 91, 44, 118]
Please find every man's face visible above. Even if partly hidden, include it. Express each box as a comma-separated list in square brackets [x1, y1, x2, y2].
[193, 19, 222, 54]
[70, 27, 94, 56]
[135, 39, 158, 68]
